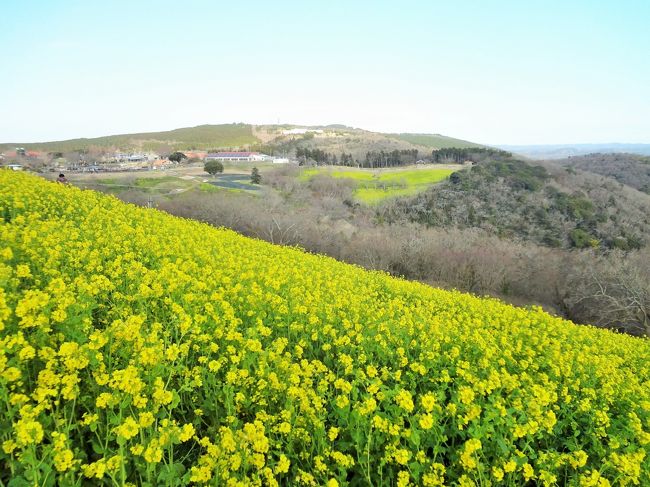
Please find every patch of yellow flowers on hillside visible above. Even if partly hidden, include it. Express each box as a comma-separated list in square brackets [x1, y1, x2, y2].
[0, 171, 649, 485]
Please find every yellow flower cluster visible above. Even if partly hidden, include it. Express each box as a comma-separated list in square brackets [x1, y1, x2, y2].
[1, 171, 650, 485]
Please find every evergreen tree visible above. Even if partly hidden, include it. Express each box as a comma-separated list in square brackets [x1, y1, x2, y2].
[251, 167, 262, 184]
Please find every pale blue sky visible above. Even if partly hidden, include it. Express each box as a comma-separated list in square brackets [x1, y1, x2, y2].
[1, 0, 649, 144]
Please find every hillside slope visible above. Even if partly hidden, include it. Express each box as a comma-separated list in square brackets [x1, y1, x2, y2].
[1, 124, 485, 158]
[382, 157, 650, 250]
[390, 133, 482, 149]
[555, 153, 650, 194]
[1, 171, 650, 485]
[0, 123, 259, 152]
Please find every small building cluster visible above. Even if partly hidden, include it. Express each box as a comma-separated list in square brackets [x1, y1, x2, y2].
[1, 146, 294, 173]
[206, 152, 289, 164]
[112, 152, 158, 163]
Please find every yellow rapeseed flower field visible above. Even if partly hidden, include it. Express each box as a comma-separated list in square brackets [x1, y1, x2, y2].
[1, 171, 649, 486]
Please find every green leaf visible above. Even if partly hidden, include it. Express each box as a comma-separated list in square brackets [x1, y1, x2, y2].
[8, 476, 31, 487]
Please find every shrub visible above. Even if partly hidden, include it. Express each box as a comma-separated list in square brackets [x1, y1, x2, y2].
[204, 160, 224, 176]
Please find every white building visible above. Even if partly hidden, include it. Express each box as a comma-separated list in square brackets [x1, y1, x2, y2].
[205, 152, 268, 162]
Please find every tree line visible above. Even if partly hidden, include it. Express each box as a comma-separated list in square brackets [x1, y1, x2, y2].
[431, 147, 511, 163]
[362, 150, 419, 168]
[295, 148, 423, 168]
[295, 147, 338, 164]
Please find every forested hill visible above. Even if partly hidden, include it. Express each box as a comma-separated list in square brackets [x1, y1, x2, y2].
[0, 124, 259, 153]
[380, 156, 650, 251]
[554, 153, 650, 194]
[1, 124, 483, 155]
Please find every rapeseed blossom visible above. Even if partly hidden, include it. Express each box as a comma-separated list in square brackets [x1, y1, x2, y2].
[1, 171, 649, 485]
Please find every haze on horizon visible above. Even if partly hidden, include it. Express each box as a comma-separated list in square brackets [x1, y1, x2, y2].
[1, 0, 649, 146]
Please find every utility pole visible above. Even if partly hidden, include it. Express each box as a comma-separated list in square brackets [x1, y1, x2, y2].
[147, 195, 153, 208]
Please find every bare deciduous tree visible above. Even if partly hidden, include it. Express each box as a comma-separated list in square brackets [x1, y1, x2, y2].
[563, 250, 650, 336]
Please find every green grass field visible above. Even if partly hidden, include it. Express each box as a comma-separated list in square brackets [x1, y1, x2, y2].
[198, 182, 221, 192]
[76, 175, 197, 195]
[134, 176, 182, 188]
[377, 168, 455, 185]
[300, 168, 374, 181]
[130, 177, 195, 193]
[390, 133, 482, 149]
[354, 186, 420, 203]
[71, 169, 264, 198]
[301, 166, 457, 203]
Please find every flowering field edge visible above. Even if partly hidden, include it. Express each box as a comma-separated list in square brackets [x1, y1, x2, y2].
[0, 171, 649, 486]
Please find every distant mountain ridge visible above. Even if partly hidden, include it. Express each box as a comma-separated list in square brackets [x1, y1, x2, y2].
[500, 143, 650, 159]
[554, 153, 650, 194]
